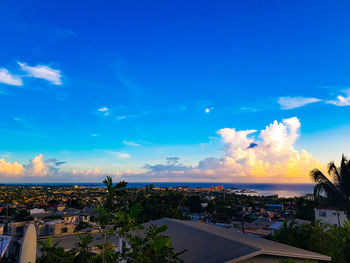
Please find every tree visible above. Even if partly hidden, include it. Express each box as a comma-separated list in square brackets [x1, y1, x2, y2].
[99, 177, 185, 263]
[73, 234, 95, 263]
[124, 225, 185, 263]
[310, 154, 350, 213]
[185, 195, 202, 213]
[37, 237, 75, 263]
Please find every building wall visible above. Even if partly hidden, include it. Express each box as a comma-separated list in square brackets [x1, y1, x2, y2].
[79, 215, 90, 223]
[314, 208, 348, 227]
[48, 224, 74, 236]
[239, 255, 317, 263]
[7, 222, 27, 236]
[64, 216, 79, 224]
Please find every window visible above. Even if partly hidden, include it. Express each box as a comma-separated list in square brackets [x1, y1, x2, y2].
[319, 211, 327, 217]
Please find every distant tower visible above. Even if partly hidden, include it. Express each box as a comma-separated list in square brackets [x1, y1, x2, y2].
[19, 224, 37, 263]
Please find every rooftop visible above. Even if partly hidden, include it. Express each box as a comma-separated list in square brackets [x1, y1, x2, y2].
[144, 218, 331, 263]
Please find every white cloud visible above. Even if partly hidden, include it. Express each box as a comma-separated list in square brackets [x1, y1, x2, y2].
[326, 89, 350, 106]
[124, 117, 323, 183]
[18, 62, 62, 85]
[115, 152, 131, 159]
[123, 140, 141, 147]
[278, 96, 321, 109]
[105, 150, 131, 159]
[97, 107, 110, 116]
[98, 107, 108, 112]
[0, 68, 23, 86]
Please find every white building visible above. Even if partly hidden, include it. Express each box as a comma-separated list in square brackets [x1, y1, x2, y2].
[29, 208, 46, 215]
[314, 208, 348, 227]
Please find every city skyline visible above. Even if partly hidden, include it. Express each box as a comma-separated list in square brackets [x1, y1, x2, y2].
[1, 0, 350, 183]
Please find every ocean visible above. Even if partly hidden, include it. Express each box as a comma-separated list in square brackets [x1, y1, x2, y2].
[4, 182, 315, 198]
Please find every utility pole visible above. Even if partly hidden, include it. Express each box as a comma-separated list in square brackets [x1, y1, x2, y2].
[241, 209, 245, 233]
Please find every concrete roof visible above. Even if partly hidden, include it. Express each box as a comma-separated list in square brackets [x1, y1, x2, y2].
[144, 218, 331, 263]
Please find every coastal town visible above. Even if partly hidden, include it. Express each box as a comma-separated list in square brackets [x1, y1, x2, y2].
[0, 180, 347, 262]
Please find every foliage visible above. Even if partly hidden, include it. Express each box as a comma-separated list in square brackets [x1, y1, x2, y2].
[14, 209, 33, 221]
[37, 237, 75, 263]
[185, 195, 202, 213]
[75, 221, 91, 231]
[38, 176, 185, 263]
[124, 224, 185, 263]
[310, 154, 350, 213]
[273, 219, 350, 263]
[73, 234, 95, 263]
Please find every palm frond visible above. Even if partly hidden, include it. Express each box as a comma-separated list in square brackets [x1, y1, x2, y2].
[328, 162, 341, 185]
[340, 154, 350, 199]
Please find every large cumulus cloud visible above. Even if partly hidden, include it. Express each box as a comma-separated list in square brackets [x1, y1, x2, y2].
[128, 117, 323, 182]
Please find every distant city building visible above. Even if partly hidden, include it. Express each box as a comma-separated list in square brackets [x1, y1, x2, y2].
[314, 208, 348, 227]
[29, 208, 45, 216]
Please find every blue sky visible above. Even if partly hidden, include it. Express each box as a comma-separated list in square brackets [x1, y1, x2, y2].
[1, 0, 350, 183]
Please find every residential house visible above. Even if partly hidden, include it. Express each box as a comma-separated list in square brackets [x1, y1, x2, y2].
[314, 208, 348, 227]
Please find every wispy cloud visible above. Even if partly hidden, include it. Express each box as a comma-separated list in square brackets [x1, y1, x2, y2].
[114, 152, 131, 159]
[0, 68, 23, 86]
[105, 150, 131, 159]
[18, 62, 62, 85]
[97, 107, 110, 116]
[123, 140, 141, 147]
[278, 96, 321, 110]
[326, 89, 350, 106]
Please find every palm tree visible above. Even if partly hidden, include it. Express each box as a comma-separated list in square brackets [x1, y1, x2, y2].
[74, 234, 95, 263]
[310, 154, 350, 213]
[37, 237, 75, 263]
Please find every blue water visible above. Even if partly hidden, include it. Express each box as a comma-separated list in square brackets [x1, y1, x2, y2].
[4, 182, 314, 198]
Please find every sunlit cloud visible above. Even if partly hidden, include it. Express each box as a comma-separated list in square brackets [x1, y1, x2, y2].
[0, 154, 57, 177]
[326, 89, 350, 106]
[0, 158, 24, 176]
[0, 154, 120, 181]
[0, 118, 323, 183]
[278, 96, 321, 109]
[18, 62, 62, 85]
[0, 68, 23, 86]
[122, 117, 324, 183]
